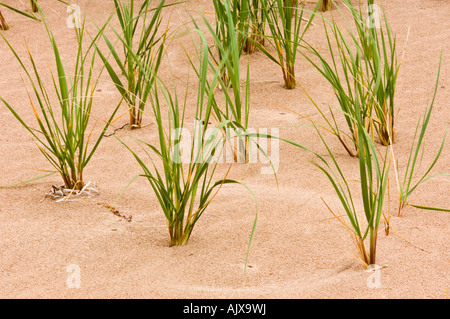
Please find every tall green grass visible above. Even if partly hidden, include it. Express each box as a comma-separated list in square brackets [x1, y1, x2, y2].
[349, 1, 399, 146]
[307, 30, 446, 266]
[96, 0, 167, 129]
[0, 9, 120, 190]
[320, 0, 332, 12]
[301, 1, 398, 155]
[212, 0, 249, 88]
[194, 1, 252, 162]
[313, 107, 390, 268]
[243, 0, 267, 54]
[394, 53, 449, 215]
[298, 2, 396, 265]
[259, 0, 318, 89]
[302, 15, 371, 156]
[117, 28, 256, 246]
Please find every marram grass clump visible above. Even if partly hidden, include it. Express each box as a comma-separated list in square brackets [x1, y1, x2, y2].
[259, 0, 318, 89]
[0, 9, 120, 191]
[97, 0, 167, 129]
[118, 30, 256, 246]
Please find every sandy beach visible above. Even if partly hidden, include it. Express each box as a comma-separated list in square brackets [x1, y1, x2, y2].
[0, 0, 448, 299]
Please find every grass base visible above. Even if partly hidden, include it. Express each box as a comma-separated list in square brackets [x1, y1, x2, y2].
[129, 108, 143, 129]
[31, 0, 38, 12]
[243, 32, 265, 55]
[221, 71, 231, 89]
[234, 137, 249, 163]
[320, 0, 332, 12]
[0, 10, 9, 30]
[169, 228, 192, 247]
[284, 65, 296, 90]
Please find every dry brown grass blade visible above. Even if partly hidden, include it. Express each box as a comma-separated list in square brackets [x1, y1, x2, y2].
[389, 226, 430, 253]
[0, 9, 8, 30]
[319, 0, 332, 12]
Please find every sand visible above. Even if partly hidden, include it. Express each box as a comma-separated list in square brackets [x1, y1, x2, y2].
[0, 0, 448, 299]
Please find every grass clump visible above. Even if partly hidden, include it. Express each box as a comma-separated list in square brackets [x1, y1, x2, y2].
[0, 10, 119, 191]
[30, 0, 38, 12]
[118, 29, 256, 246]
[96, 0, 168, 129]
[349, 1, 399, 146]
[259, 0, 318, 89]
[0, 2, 41, 30]
[194, 1, 252, 163]
[314, 109, 390, 268]
[303, 16, 370, 156]
[212, 0, 249, 88]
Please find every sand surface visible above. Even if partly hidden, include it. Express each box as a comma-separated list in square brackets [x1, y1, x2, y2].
[0, 0, 449, 299]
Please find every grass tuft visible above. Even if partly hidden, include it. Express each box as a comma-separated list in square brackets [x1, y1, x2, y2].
[257, 0, 318, 89]
[0, 5, 120, 190]
[117, 27, 257, 246]
[96, 0, 169, 129]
